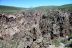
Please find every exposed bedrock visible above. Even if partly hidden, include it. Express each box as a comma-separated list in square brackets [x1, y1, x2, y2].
[0, 10, 72, 48]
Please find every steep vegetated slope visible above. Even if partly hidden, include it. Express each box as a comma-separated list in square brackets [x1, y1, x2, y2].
[0, 4, 72, 48]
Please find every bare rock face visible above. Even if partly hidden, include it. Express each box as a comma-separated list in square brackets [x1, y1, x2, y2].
[0, 10, 72, 48]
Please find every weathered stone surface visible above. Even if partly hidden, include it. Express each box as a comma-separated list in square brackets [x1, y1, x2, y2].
[0, 10, 72, 48]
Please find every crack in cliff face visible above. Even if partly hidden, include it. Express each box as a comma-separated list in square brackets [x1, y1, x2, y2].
[0, 10, 72, 48]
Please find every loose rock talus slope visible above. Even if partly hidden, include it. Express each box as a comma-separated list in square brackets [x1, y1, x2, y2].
[0, 9, 72, 48]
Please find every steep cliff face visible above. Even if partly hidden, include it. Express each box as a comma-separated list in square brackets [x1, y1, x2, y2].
[0, 9, 72, 48]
